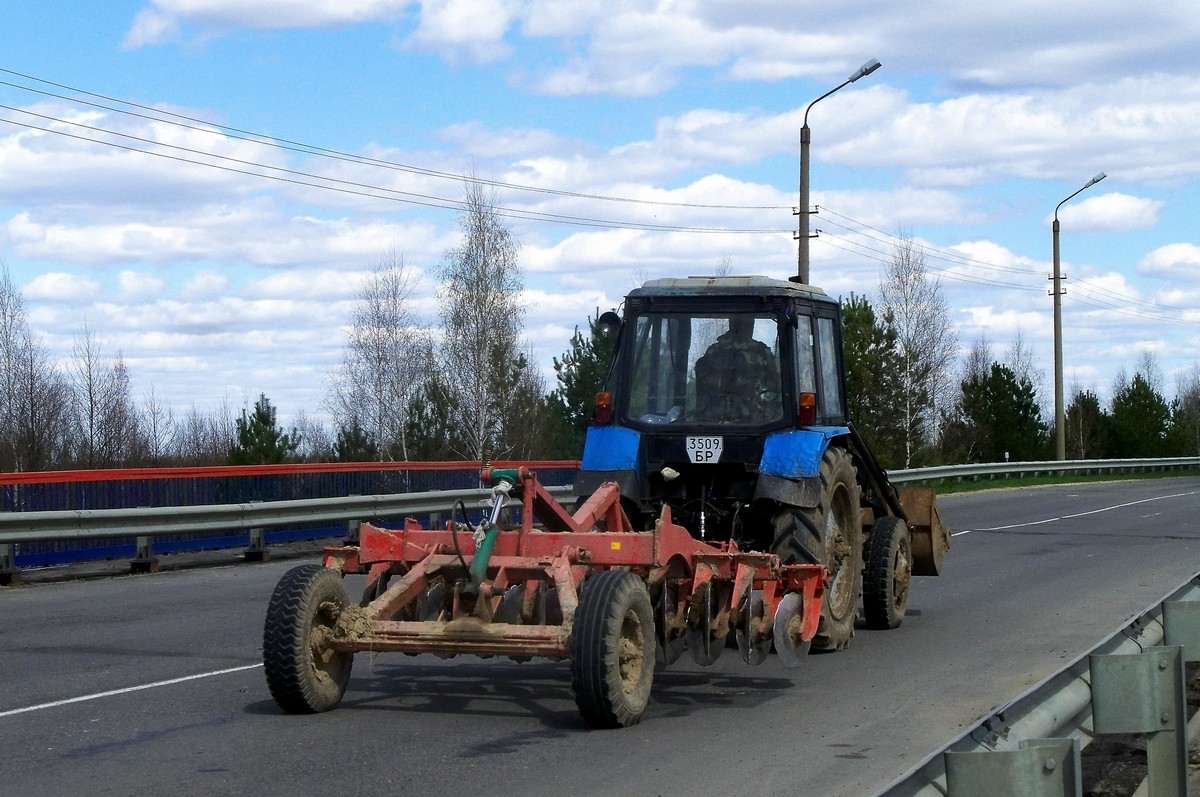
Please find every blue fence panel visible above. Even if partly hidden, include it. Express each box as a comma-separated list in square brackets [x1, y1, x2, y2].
[4, 463, 578, 568]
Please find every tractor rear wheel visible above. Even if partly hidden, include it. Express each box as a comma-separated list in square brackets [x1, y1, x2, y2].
[863, 516, 911, 630]
[771, 447, 862, 652]
[263, 564, 354, 714]
[570, 570, 656, 728]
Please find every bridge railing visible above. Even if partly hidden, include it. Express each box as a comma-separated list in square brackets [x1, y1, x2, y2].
[0, 460, 578, 576]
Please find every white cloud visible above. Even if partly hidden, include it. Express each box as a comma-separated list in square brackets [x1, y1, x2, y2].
[1054, 193, 1163, 233]
[123, 9, 181, 48]
[402, 0, 517, 63]
[25, 272, 104, 302]
[118, 270, 167, 301]
[124, 0, 410, 46]
[1136, 243, 1200, 277]
[183, 270, 230, 298]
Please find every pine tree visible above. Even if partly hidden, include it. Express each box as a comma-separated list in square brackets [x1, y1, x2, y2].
[840, 295, 907, 468]
[958, 363, 1048, 462]
[227, 394, 299, 465]
[1108, 373, 1170, 457]
[546, 311, 618, 458]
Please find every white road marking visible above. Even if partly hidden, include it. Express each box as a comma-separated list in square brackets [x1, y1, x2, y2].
[951, 490, 1200, 537]
[0, 663, 263, 719]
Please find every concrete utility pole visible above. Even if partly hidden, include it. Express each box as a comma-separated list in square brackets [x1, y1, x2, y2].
[796, 58, 881, 285]
[1052, 172, 1106, 460]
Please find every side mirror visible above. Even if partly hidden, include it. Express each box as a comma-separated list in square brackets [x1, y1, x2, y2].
[597, 311, 622, 337]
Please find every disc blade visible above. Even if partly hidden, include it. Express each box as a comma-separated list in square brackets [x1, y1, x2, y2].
[773, 592, 810, 669]
[736, 590, 771, 666]
[496, 584, 524, 624]
[686, 583, 724, 666]
[656, 585, 685, 666]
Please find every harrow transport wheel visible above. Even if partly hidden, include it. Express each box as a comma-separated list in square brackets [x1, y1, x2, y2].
[570, 570, 656, 729]
[771, 447, 862, 652]
[863, 516, 911, 630]
[263, 564, 354, 714]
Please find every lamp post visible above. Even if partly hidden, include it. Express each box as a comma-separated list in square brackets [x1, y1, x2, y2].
[1052, 171, 1106, 460]
[796, 58, 881, 285]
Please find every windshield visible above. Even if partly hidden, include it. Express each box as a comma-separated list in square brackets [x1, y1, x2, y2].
[625, 312, 782, 426]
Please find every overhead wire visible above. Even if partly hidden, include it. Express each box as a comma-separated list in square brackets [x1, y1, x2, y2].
[0, 67, 789, 212]
[0, 65, 1193, 321]
[819, 206, 1192, 322]
[0, 106, 788, 234]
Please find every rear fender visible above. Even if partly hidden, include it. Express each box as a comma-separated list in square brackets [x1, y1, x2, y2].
[758, 427, 849, 479]
[576, 425, 643, 505]
[753, 427, 849, 509]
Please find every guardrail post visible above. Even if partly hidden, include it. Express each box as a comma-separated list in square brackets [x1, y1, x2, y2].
[944, 737, 1081, 796]
[244, 527, 269, 562]
[344, 520, 360, 545]
[131, 535, 159, 574]
[0, 543, 19, 586]
[1090, 645, 1188, 797]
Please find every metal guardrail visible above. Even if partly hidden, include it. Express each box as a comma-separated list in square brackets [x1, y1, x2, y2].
[888, 456, 1200, 484]
[0, 485, 572, 582]
[874, 571, 1200, 797]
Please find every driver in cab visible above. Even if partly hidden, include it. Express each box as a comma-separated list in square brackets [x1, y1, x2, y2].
[694, 316, 781, 424]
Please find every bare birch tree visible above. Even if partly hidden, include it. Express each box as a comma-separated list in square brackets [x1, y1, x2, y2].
[0, 263, 24, 470]
[140, 385, 177, 465]
[435, 179, 526, 461]
[292, 410, 333, 462]
[327, 248, 433, 461]
[1005, 329, 1048, 415]
[0, 265, 72, 472]
[175, 398, 236, 465]
[879, 235, 958, 466]
[69, 326, 140, 467]
[1173, 364, 1200, 456]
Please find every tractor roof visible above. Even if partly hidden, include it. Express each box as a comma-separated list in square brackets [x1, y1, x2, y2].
[629, 275, 832, 302]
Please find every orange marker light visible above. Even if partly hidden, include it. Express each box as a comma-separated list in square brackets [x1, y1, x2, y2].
[595, 391, 613, 424]
[798, 392, 816, 425]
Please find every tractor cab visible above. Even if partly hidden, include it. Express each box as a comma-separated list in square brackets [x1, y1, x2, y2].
[609, 276, 847, 432]
[577, 276, 851, 545]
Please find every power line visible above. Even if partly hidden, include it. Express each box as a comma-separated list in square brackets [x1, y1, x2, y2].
[0, 67, 790, 212]
[820, 205, 1192, 319]
[820, 206, 1046, 277]
[0, 107, 790, 234]
[817, 230, 1045, 291]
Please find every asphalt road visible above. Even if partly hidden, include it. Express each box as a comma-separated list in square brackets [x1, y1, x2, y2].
[2, 477, 1199, 796]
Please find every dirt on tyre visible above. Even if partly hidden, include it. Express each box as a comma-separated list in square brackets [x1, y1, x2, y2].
[789, 447, 862, 652]
[570, 569, 656, 728]
[263, 563, 354, 714]
[863, 516, 911, 630]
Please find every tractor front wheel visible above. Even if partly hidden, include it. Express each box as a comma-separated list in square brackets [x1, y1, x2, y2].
[263, 564, 354, 714]
[863, 516, 911, 630]
[570, 570, 656, 728]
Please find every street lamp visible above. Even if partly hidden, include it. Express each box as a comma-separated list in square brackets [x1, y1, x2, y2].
[796, 58, 881, 285]
[1052, 171, 1106, 461]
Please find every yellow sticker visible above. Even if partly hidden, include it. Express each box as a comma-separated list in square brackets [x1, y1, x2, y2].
[611, 541, 621, 550]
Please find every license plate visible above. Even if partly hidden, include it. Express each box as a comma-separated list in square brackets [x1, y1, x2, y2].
[686, 436, 724, 464]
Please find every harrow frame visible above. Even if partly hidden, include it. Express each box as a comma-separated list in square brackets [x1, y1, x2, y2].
[264, 467, 827, 727]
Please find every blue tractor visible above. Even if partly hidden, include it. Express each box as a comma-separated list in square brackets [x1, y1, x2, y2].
[574, 275, 949, 653]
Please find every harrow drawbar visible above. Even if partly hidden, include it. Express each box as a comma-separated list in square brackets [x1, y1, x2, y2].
[263, 467, 827, 728]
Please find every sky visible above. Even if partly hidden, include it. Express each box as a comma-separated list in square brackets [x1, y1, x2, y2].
[2, 1, 1199, 429]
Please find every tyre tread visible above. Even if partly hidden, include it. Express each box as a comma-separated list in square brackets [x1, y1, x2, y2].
[570, 570, 654, 729]
[263, 563, 352, 714]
